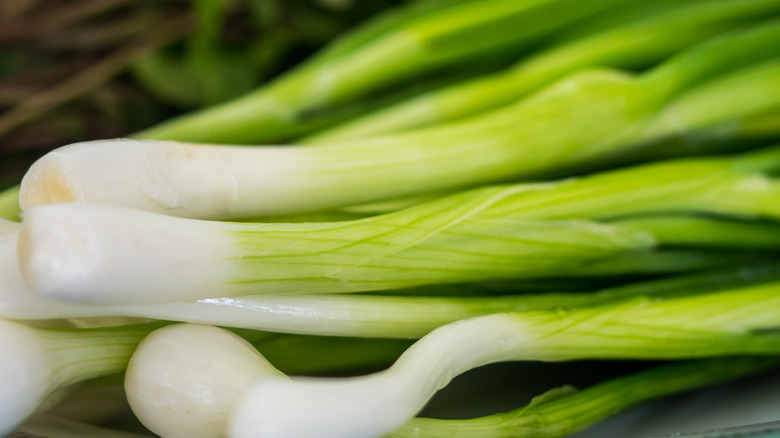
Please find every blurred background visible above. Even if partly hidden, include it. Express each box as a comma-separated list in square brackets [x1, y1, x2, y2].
[0, 0, 407, 190]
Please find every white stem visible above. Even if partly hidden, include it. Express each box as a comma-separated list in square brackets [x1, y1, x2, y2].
[125, 324, 287, 438]
[18, 203, 235, 304]
[231, 314, 528, 438]
[0, 228, 29, 311]
[0, 319, 53, 435]
[0, 219, 19, 234]
[19, 139, 308, 220]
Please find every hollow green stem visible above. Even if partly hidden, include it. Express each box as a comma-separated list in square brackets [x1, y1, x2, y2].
[307, 0, 780, 142]
[135, 0, 627, 144]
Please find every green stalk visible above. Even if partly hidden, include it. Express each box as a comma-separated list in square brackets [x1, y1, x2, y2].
[742, 111, 780, 138]
[388, 357, 779, 438]
[43, 325, 157, 389]
[638, 58, 780, 144]
[0, 185, 20, 222]
[307, 0, 780, 143]
[18, 147, 780, 304]
[559, 112, 780, 177]
[212, 265, 780, 339]
[468, 146, 780, 220]
[297, 0, 476, 69]
[135, 0, 627, 144]
[612, 215, 780, 249]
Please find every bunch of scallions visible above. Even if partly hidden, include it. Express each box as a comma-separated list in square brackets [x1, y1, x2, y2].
[4, 0, 780, 437]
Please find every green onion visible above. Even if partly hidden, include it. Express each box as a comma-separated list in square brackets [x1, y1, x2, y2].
[230, 283, 780, 438]
[3, 212, 779, 336]
[19, 21, 780, 219]
[15, 201, 656, 304]
[125, 325, 777, 438]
